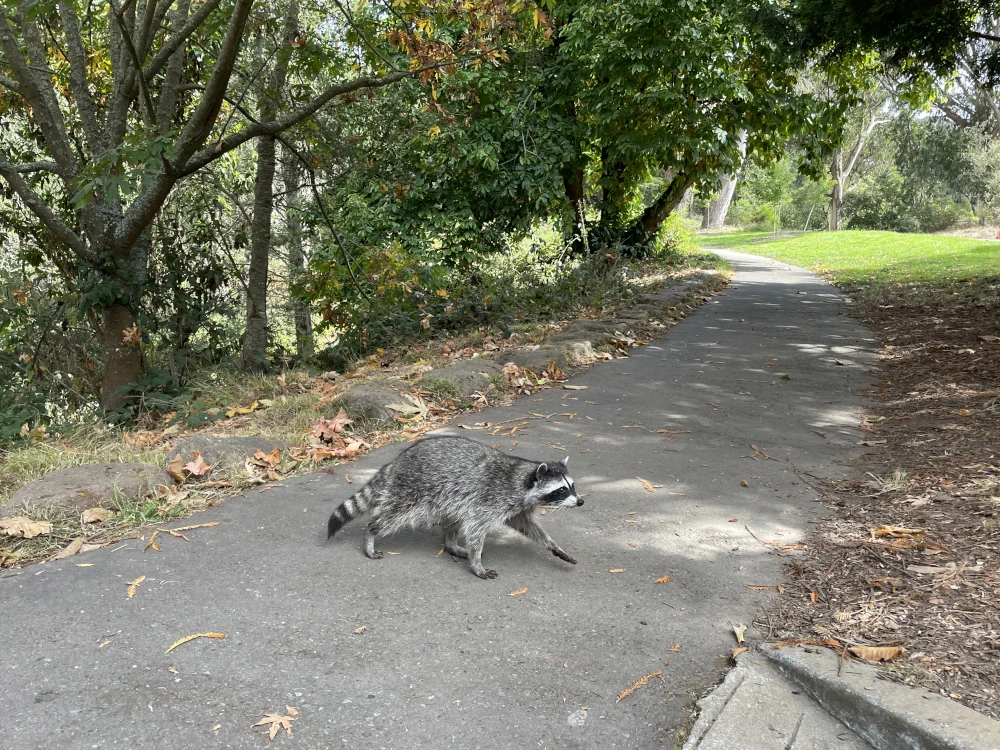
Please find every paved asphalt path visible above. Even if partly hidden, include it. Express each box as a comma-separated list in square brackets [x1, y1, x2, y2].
[1, 250, 876, 749]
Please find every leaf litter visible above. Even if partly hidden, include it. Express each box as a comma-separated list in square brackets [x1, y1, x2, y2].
[616, 670, 664, 703]
[253, 707, 299, 740]
[165, 632, 226, 654]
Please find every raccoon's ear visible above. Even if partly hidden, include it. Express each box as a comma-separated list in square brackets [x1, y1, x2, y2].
[535, 463, 548, 480]
[560, 456, 569, 467]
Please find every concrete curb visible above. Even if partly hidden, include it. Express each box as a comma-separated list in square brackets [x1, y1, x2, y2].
[759, 644, 1000, 750]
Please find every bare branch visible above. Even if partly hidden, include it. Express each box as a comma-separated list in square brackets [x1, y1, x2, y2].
[144, 0, 222, 80]
[13, 161, 61, 174]
[109, 0, 159, 126]
[57, 0, 105, 151]
[0, 72, 21, 93]
[156, 0, 191, 129]
[0, 160, 93, 262]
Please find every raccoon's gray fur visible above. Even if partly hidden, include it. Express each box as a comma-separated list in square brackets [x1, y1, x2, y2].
[326, 436, 583, 579]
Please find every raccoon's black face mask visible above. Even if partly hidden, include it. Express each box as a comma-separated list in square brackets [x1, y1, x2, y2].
[528, 457, 584, 507]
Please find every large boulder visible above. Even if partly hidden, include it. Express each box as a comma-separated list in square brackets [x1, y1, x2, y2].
[167, 435, 289, 474]
[504, 346, 568, 372]
[2, 463, 171, 519]
[424, 360, 503, 396]
[333, 385, 404, 427]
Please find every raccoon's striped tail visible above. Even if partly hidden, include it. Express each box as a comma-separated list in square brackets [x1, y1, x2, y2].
[327, 485, 374, 538]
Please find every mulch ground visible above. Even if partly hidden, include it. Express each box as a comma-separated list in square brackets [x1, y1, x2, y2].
[763, 277, 1000, 720]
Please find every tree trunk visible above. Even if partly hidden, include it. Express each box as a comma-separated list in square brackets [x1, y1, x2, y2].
[563, 165, 587, 250]
[829, 149, 843, 231]
[708, 131, 747, 229]
[622, 170, 696, 247]
[239, 2, 297, 371]
[597, 149, 629, 239]
[241, 134, 277, 371]
[99, 303, 143, 410]
[281, 148, 313, 359]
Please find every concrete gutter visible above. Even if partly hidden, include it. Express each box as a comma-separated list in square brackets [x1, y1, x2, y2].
[759, 644, 1000, 750]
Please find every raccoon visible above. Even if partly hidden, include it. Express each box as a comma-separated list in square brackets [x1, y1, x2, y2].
[326, 436, 584, 579]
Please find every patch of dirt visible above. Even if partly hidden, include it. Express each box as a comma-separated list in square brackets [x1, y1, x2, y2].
[765, 278, 1000, 719]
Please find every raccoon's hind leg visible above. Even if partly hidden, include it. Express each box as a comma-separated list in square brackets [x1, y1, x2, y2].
[464, 528, 498, 579]
[506, 511, 577, 565]
[441, 522, 468, 559]
[364, 517, 384, 560]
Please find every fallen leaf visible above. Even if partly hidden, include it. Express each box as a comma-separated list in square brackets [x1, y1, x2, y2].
[733, 624, 746, 645]
[636, 476, 663, 492]
[744, 584, 772, 591]
[610, 568, 625, 573]
[144, 530, 161, 552]
[777, 585, 785, 594]
[344, 474, 352, 483]
[740, 480, 749, 487]
[728, 518, 738, 523]
[562, 385, 588, 390]
[732, 647, 748, 658]
[615, 670, 663, 702]
[52, 537, 85, 559]
[386, 395, 430, 418]
[76, 563, 94, 567]
[168, 522, 220, 532]
[353, 625, 367, 635]
[653, 576, 671, 584]
[873, 525, 925, 539]
[166, 456, 186, 483]
[435, 549, 444, 557]
[810, 591, 819, 604]
[167, 665, 178, 674]
[225, 400, 260, 418]
[669, 644, 680, 652]
[849, 645, 904, 662]
[253, 709, 298, 740]
[0, 517, 53, 538]
[183, 451, 211, 477]
[126, 575, 146, 598]
[508, 588, 528, 596]
[164, 632, 226, 654]
[122, 324, 141, 346]
[253, 447, 283, 468]
[82, 508, 112, 524]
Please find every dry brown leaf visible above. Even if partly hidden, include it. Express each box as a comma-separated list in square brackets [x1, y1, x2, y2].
[144, 530, 160, 552]
[353, 625, 367, 635]
[740, 479, 749, 487]
[653, 576, 671, 584]
[435, 549, 444, 557]
[344, 474, 352, 483]
[615, 670, 664, 703]
[810, 591, 819, 604]
[873, 525, 925, 539]
[168, 522, 220, 532]
[849, 645, 905, 662]
[253, 709, 298, 740]
[167, 666, 178, 674]
[52, 537, 85, 560]
[636, 477, 663, 492]
[562, 384, 588, 390]
[733, 624, 746, 645]
[166, 456, 186, 483]
[0, 517, 53, 538]
[183, 451, 211, 477]
[732, 647, 748, 658]
[253, 447, 283, 468]
[744, 584, 772, 591]
[508, 587, 528, 597]
[126, 575, 146, 598]
[610, 568, 624, 573]
[226, 400, 260, 418]
[164, 632, 226, 654]
[669, 644, 681, 652]
[98, 639, 112, 648]
[81, 507, 112, 524]
[777, 585, 785, 594]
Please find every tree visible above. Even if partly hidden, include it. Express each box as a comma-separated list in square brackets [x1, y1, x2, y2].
[0, 0, 516, 408]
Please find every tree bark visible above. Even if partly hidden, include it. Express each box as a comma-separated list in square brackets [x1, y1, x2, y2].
[829, 149, 843, 231]
[281, 148, 313, 359]
[622, 170, 697, 246]
[240, 2, 298, 371]
[708, 131, 747, 229]
[99, 303, 143, 410]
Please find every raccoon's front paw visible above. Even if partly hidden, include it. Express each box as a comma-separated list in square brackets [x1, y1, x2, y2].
[366, 550, 384, 560]
[474, 568, 499, 579]
[552, 548, 577, 565]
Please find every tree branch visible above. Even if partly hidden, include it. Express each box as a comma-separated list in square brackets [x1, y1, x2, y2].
[0, 72, 21, 93]
[109, 0, 159, 126]
[57, 0, 105, 151]
[13, 160, 61, 174]
[144, 0, 222, 80]
[0, 159, 93, 262]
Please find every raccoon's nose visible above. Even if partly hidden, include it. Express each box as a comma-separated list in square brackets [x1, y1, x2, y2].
[577, 498, 584, 506]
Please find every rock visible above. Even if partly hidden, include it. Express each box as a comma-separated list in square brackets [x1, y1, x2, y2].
[504, 346, 568, 371]
[2, 463, 171, 519]
[167, 435, 289, 474]
[424, 360, 503, 396]
[555, 340, 594, 361]
[334, 385, 403, 426]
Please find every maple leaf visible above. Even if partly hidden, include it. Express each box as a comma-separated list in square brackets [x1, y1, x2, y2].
[0, 517, 53, 538]
[183, 451, 211, 476]
[122, 324, 141, 346]
[253, 709, 298, 740]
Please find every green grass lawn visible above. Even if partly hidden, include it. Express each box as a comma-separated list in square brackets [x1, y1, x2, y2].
[697, 230, 1000, 290]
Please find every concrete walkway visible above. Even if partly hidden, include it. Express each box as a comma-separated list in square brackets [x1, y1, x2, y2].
[1, 250, 877, 749]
